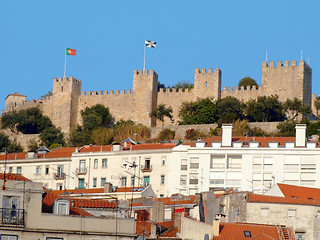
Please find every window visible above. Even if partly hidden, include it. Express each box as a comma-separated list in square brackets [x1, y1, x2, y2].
[57, 183, 63, 190]
[79, 160, 85, 173]
[57, 165, 63, 178]
[144, 158, 151, 169]
[16, 167, 21, 174]
[189, 173, 198, 184]
[93, 178, 97, 187]
[181, 159, 188, 170]
[295, 232, 305, 240]
[121, 177, 127, 186]
[180, 175, 187, 185]
[2, 196, 19, 224]
[160, 194, 164, 198]
[131, 176, 135, 186]
[55, 200, 69, 215]
[8, 167, 12, 173]
[78, 178, 85, 189]
[46, 238, 64, 240]
[244, 231, 251, 237]
[288, 209, 296, 218]
[45, 165, 49, 174]
[219, 205, 225, 215]
[162, 156, 166, 166]
[144, 176, 150, 186]
[101, 177, 106, 187]
[190, 157, 199, 169]
[161, 175, 165, 185]
[1, 235, 18, 240]
[94, 159, 98, 168]
[102, 159, 107, 168]
[260, 207, 269, 217]
[36, 166, 41, 175]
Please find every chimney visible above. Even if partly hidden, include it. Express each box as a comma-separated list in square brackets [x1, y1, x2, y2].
[104, 182, 113, 193]
[222, 124, 233, 147]
[213, 219, 220, 237]
[295, 124, 306, 147]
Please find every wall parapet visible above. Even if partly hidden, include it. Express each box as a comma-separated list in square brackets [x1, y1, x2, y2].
[222, 85, 259, 92]
[80, 89, 132, 96]
[262, 60, 311, 69]
[133, 69, 156, 75]
[194, 68, 220, 74]
[53, 76, 81, 84]
[158, 88, 193, 93]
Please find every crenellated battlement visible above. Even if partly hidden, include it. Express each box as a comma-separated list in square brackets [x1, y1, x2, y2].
[158, 88, 193, 93]
[194, 68, 221, 74]
[222, 85, 259, 91]
[53, 76, 81, 84]
[133, 69, 157, 75]
[80, 89, 132, 96]
[262, 60, 311, 70]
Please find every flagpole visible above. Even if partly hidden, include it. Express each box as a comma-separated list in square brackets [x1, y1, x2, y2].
[143, 44, 146, 71]
[64, 49, 67, 78]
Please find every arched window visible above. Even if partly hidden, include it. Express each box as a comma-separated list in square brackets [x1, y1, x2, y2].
[61, 86, 63, 92]
[205, 81, 207, 87]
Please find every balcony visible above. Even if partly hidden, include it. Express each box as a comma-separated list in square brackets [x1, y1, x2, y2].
[141, 165, 153, 172]
[0, 208, 24, 226]
[54, 173, 66, 180]
[75, 167, 87, 175]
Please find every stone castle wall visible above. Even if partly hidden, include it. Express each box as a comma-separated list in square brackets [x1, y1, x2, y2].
[3, 60, 313, 135]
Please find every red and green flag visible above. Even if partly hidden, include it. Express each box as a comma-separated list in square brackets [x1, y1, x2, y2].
[66, 48, 76, 55]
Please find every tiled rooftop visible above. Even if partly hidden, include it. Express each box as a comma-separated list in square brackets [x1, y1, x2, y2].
[277, 183, 320, 200]
[212, 222, 294, 240]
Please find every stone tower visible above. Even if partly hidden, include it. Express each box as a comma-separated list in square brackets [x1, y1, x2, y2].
[261, 60, 312, 105]
[51, 77, 81, 134]
[193, 68, 222, 101]
[132, 70, 158, 127]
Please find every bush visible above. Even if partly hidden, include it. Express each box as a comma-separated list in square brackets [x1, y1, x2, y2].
[185, 129, 207, 141]
[157, 129, 175, 141]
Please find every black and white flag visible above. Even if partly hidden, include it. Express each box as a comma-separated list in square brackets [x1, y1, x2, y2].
[145, 40, 156, 48]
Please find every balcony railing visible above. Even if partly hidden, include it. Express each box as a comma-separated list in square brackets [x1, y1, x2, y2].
[0, 208, 24, 226]
[141, 165, 153, 172]
[54, 173, 66, 180]
[75, 167, 87, 175]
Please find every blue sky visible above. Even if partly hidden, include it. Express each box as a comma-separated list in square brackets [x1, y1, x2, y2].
[1, 1, 319, 110]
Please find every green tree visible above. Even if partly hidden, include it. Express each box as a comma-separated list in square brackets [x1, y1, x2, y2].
[179, 98, 217, 125]
[27, 139, 39, 152]
[39, 127, 65, 147]
[216, 97, 245, 125]
[69, 125, 93, 147]
[91, 127, 114, 145]
[150, 104, 173, 127]
[276, 120, 298, 137]
[245, 95, 285, 122]
[314, 96, 320, 118]
[1, 107, 52, 134]
[171, 81, 194, 92]
[81, 104, 113, 131]
[113, 120, 150, 142]
[283, 98, 311, 120]
[41, 90, 53, 98]
[0, 132, 23, 152]
[238, 77, 258, 89]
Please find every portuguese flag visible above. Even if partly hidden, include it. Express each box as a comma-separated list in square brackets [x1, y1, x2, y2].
[66, 48, 76, 55]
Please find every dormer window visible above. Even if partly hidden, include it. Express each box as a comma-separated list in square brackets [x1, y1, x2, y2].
[244, 231, 251, 237]
[54, 199, 70, 215]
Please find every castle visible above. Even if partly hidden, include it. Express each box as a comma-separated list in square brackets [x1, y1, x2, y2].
[4, 60, 312, 135]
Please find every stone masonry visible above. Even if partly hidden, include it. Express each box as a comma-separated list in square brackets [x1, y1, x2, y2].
[3, 60, 312, 135]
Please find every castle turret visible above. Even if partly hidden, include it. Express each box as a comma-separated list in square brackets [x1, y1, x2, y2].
[261, 60, 312, 105]
[193, 68, 221, 101]
[132, 70, 158, 126]
[51, 76, 81, 134]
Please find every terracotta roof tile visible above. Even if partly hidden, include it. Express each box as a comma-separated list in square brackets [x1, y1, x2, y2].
[248, 193, 320, 206]
[277, 183, 320, 200]
[0, 173, 31, 181]
[213, 222, 294, 240]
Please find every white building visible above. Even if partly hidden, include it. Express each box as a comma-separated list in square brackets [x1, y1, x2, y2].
[168, 124, 320, 195]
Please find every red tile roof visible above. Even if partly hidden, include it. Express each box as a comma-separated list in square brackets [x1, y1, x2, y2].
[0, 173, 31, 182]
[277, 183, 320, 200]
[78, 145, 112, 153]
[248, 193, 320, 207]
[213, 222, 294, 240]
[132, 195, 197, 207]
[136, 220, 177, 237]
[51, 186, 146, 195]
[184, 136, 316, 148]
